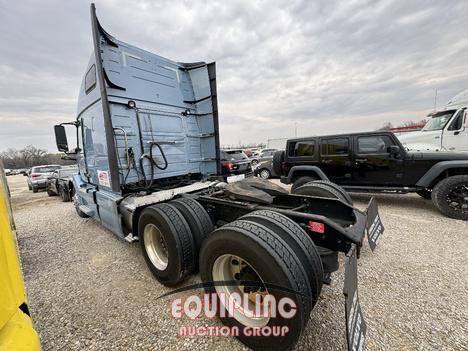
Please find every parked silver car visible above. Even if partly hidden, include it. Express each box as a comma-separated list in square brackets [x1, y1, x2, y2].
[250, 148, 277, 167]
[46, 166, 78, 201]
[253, 159, 280, 179]
[27, 165, 61, 193]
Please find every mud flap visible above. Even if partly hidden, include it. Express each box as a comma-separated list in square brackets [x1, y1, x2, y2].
[344, 244, 367, 351]
[366, 197, 384, 251]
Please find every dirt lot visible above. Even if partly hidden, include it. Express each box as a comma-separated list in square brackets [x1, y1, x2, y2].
[8, 174, 58, 211]
[7, 174, 468, 350]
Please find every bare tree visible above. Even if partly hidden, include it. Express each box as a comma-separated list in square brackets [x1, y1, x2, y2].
[377, 122, 393, 131]
[0, 145, 74, 169]
[21, 145, 47, 167]
[377, 120, 426, 131]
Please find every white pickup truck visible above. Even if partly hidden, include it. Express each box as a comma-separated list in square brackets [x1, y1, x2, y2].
[398, 90, 468, 152]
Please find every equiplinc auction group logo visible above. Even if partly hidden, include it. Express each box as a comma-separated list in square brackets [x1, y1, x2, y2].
[158, 281, 300, 338]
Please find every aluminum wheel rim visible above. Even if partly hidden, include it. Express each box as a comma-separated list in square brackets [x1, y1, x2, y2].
[260, 170, 269, 179]
[144, 224, 169, 270]
[212, 254, 270, 327]
[446, 185, 468, 213]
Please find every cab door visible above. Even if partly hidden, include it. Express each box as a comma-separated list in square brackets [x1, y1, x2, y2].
[75, 105, 105, 220]
[319, 137, 353, 183]
[352, 134, 404, 185]
[442, 109, 468, 152]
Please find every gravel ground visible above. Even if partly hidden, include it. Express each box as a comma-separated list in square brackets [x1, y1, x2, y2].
[8, 175, 468, 350]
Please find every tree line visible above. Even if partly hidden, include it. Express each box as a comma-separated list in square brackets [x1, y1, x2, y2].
[378, 120, 427, 131]
[0, 145, 74, 169]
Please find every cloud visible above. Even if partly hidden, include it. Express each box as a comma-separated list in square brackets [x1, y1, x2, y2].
[1, 0, 468, 151]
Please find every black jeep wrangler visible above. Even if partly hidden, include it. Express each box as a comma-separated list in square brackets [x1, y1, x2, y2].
[273, 131, 468, 220]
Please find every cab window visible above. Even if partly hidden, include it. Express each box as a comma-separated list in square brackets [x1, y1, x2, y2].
[321, 138, 349, 155]
[447, 111, 464, 131]
[357, 135, 393, 154]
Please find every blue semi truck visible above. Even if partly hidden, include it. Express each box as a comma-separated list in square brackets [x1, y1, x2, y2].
[53, 4, 384, 350]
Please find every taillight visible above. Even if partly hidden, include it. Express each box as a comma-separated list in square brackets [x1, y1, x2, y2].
[222, 162, 234, 171]
[308, 221, 325, 234]
[31, 173, 41, 178]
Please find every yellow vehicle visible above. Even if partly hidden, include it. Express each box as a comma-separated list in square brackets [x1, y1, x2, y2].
[0, 163, 41, 350]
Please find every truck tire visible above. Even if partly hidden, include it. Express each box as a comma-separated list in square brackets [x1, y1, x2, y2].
[251, 159, 259, 167]
[306, 180, 353, 205]
[293, 181, 351, 204]
[199, 219, 312, 351]
[240, 210, 323, 305]
[60, 187, 70, 202]
[170, 198, 214, 270]
[139, 203, 196, 286]
[47, 189, 56, 197]
[416, 189, 432, 200]
[32, 186, 38, 193]
[431, 175, 468, 220]
[291, 176, 318, 192]
[272, 150, 285, 175]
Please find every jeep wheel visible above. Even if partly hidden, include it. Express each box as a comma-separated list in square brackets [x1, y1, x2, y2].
[32, 186, 38, 193]
[432, 175, 468, 220]
[251, 159, 259, 167]
[291, 176, 318, 192]
[416, 189, 432, 200]
[200, 219, 312, 350]
[47, 189, 56, 197]
[259, 168, 271, 179]
[139, 203, 196, 286]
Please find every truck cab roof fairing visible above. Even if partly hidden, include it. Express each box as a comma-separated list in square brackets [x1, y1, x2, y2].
[77, 4, 220, 193]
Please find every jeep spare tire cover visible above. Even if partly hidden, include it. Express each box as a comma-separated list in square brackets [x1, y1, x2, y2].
[272, 150, 285, 175]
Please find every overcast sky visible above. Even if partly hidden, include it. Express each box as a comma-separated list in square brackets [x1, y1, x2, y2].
[1, 0, 468, 151]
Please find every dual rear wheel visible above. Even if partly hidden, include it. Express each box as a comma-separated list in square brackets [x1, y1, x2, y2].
[139, 198, 324, 350]
[139, 198, 213, 286]
[200, 212, 323, 350]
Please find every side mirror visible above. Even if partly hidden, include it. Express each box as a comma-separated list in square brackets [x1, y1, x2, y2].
[54, 125, 69, 152]
[387, 145, 400, 155]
